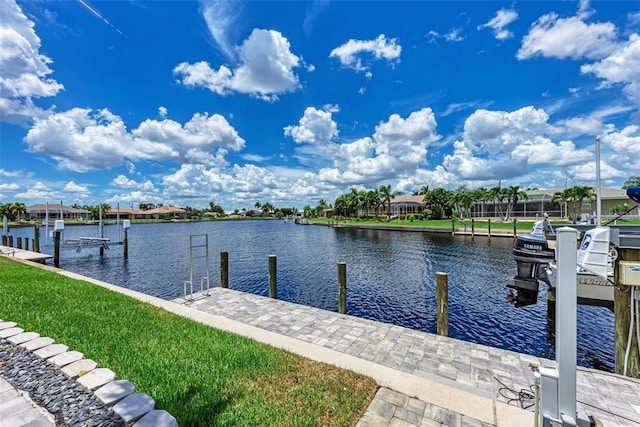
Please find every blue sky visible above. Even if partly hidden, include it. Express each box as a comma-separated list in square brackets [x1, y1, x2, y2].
[1, 0, 639, 210]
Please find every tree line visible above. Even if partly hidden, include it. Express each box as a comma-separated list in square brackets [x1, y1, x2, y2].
[323, 182, 632, 222]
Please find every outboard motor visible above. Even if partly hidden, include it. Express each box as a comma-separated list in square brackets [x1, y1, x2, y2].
[507, 219, 556, 300]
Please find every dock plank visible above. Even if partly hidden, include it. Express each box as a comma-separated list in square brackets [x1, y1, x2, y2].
[0, 245, 52, 262]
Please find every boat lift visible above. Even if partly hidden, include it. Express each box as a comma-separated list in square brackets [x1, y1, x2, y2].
[183, 234, 211, 301]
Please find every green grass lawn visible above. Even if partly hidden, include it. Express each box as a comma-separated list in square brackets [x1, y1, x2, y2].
[0, 257, 377, 426]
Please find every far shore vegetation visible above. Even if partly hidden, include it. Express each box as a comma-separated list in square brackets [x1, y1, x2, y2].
[1, 176, 639, 226]
[0, 257, 377, 426]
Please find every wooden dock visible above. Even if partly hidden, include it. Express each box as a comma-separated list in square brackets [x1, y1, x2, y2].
[0, 245, 52, 262]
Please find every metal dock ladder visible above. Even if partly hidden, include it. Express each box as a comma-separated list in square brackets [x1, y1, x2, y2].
[183, 234, 211, 301]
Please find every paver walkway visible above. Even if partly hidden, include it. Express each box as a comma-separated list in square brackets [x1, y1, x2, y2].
[0, 376, 54, 427]
[177, 288, 640, 427]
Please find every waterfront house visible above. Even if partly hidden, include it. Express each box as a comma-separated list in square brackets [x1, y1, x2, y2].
[26, 204, 91, 221]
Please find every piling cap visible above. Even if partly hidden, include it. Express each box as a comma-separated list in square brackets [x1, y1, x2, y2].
[543, 212, 549, 218]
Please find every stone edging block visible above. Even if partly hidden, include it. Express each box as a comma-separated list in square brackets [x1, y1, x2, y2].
[1, 320, 177, 426]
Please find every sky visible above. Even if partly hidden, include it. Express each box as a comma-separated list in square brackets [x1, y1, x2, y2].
[1, 0, 639, 211]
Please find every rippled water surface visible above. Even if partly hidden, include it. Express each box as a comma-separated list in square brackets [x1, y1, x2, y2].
[11, 220, 614, 371]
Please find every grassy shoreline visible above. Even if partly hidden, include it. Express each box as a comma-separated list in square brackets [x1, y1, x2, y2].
[0, 257, 377, 426]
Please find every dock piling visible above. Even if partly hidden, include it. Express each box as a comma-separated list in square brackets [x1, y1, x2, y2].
[17, 237, 22, 249]
[53, 231, 61, 267]
[488, 219, 492, 240]
[1, 235, 6, 246]
[220, 251, 229, 288]
[436, 272, 449, 336]
[338, 262, 347, 314]
[513, 219, 517, 237]
[123, 228, 128, 259]
[268, 255, 277, 299]
[614, 248, 640, 376]
[471, 218, 475, 240]
[34, 224, 40, 253]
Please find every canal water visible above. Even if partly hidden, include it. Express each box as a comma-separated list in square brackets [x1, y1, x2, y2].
[9, 220, 614, 371]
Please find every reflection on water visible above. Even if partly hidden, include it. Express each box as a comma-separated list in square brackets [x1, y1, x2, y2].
[8, 220, 614, 371]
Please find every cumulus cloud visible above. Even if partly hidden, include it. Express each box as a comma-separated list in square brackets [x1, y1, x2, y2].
[14, 181, 57, 201]
[478, 9, 518, 40]
[288, 107, 439, 185]
[24, 108, 245, 171]
[283, 107, 338, 144]
[111, 174, 155, 191]
[329, 34, 401, 73]
[443, 106, 595, 181]
[0, 0, 64, 126]
[174, 29, 302, 101]
[517, 7, 618, 60]
[581, 34, 640, 107]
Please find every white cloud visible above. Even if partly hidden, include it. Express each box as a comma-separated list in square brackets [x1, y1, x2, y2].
[0, 183, 19, 191]
[445, 28, 464, 42]
[62, 181, 90, 198]
[158, 106, 168, 118]
[478, 9, 518, 40]
[329, 34, 401, 72]
[602, 125, 640, 160]
[322, 103, 340, 113]
[518, 9, 618, 60]
[14, 181, 57, 201]
[201, 0, 239, 60]
[24, 108, 245, 171]
[283, 106, 338, 144]
[111, 175, 155, 191]
[0, 0, 63, 126]
[581, 34, 640, 107]
[0, 169, 23, 178]
[443, 106, 595, 181]
[174, 29, 302, 101]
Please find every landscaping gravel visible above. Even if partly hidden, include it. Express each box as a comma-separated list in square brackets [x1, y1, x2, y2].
[0, 339, 124, 427]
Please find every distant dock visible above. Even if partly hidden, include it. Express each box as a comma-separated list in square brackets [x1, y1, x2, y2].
[0, 245, 52, 262]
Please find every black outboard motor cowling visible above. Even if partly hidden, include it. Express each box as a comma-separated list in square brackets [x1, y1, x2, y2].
[508, 233, 555, 293]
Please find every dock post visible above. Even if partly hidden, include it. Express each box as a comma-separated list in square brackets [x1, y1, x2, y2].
[53, 230, 61, 267]
[513, 218, 517, 237]
[614, 248, 640, 376]
[471, 218, 475, 240]
[338, 262, 347, 314]
[34, 224, 40, 252]
[487, 219, 491, 240]
[123, 228, 128, 259]
[451, 219, 455, 236]
[17, 237, 22, 249]
[8, 236, 13, 247]
[436, 272, 449, 336]
[220, 251, 229, 288]
[268, 255, 277, 298]
[1, 235, 6, 245]
[24, 239, 29, 251]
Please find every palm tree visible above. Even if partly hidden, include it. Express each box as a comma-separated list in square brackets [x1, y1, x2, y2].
[622, 176, 640, 189]
[551, 188, 573, 219]
[472, 187, 488, 218]
[334, 195, 349, 219]
[571, 185, 596, 221]
[503, 185, 528, 221]
[9, 202, 27, 221]
[453, 186, 474, 219]
[366, 189, 380, 218]
[424, 187, 454, 220]
[254, 201, 262, 211]
[378, 184, 403, 218]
